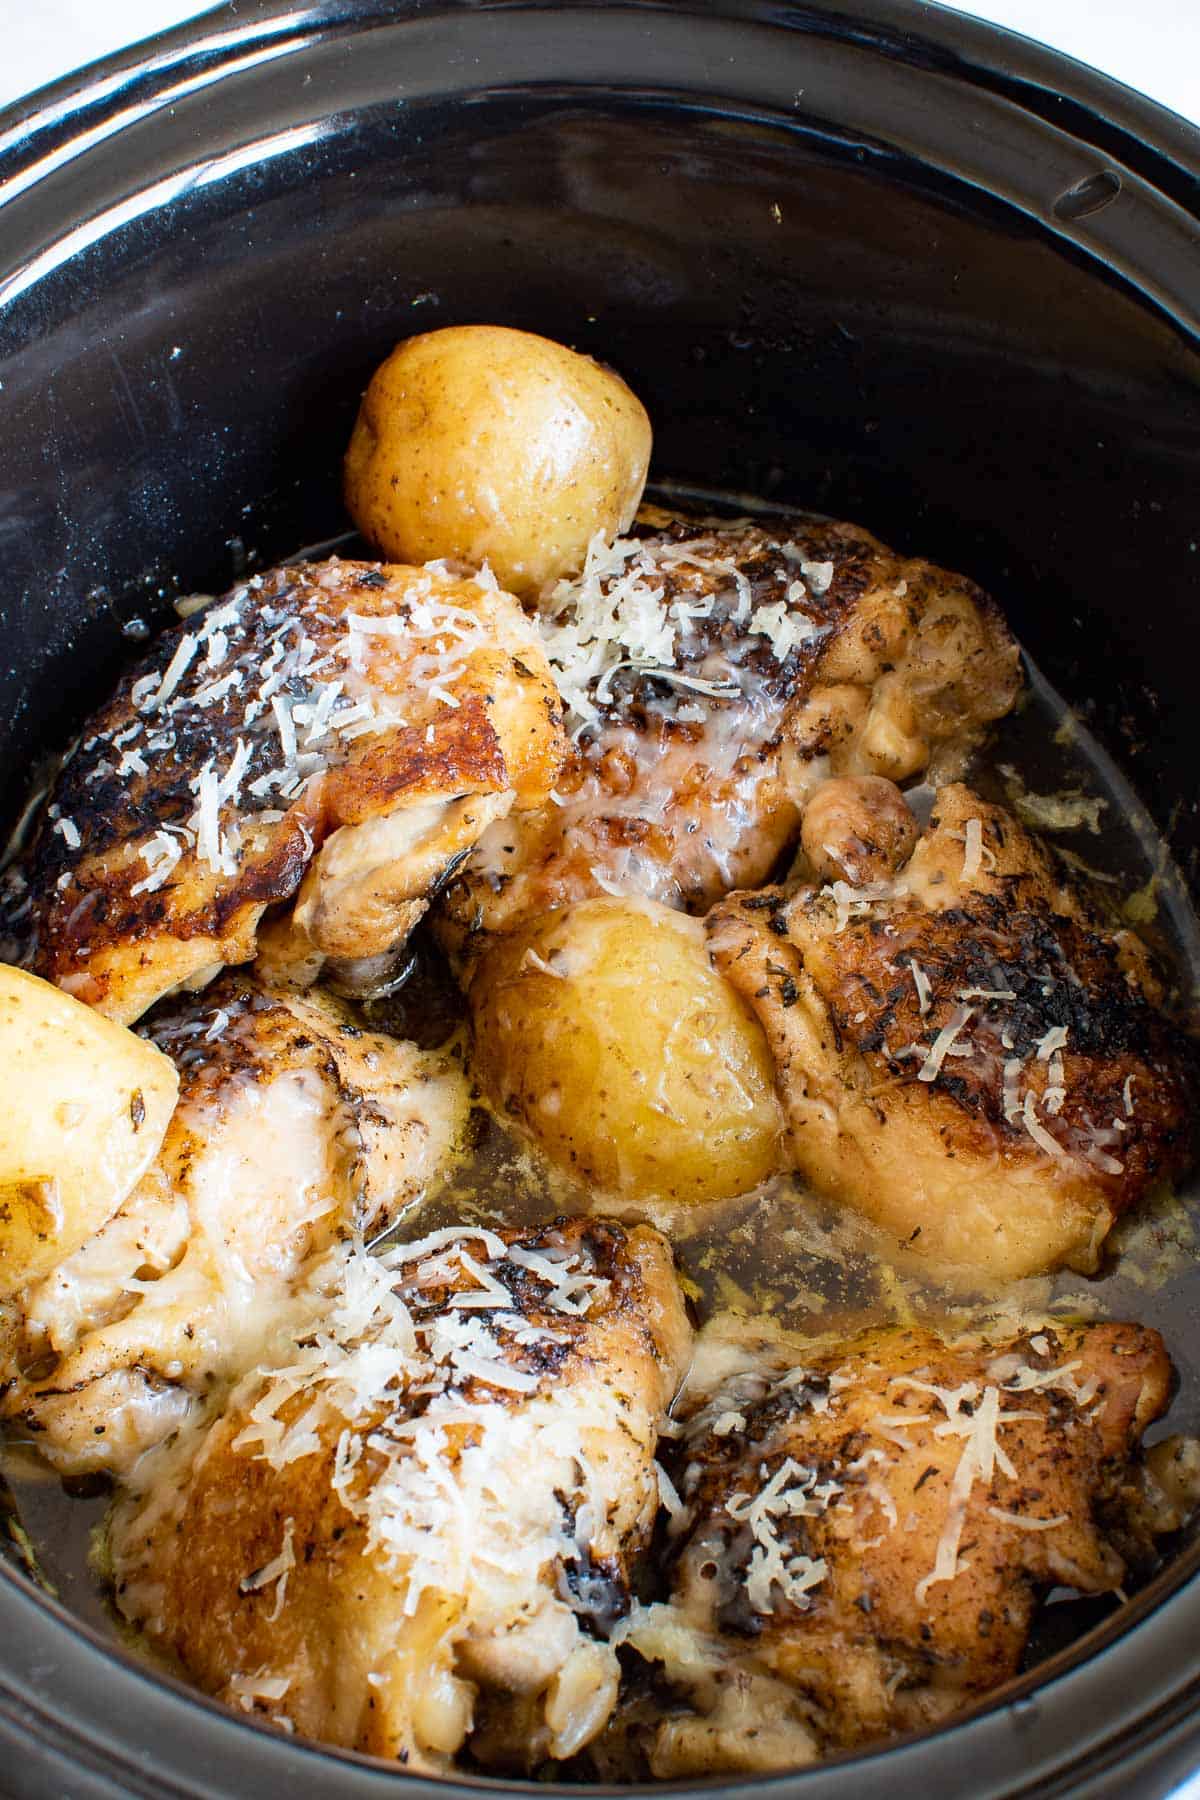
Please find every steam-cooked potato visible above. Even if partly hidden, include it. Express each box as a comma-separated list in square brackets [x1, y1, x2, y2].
[469, 899, 783, 1206]
[344, 325, 652, 597]
[0, 965, 178, 1298]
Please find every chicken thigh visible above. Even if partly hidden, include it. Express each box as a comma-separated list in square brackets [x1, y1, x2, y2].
[442, 510, 1019, 954]
[0, 976, 469, 1474]
[17, 558, 564, 1023]
[708, 782, 1197, 1279]
[106, 1219, 692, 1772]
[617, 1312, 1177, 1776]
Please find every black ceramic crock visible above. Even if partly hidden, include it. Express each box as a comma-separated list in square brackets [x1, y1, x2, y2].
[2, 2, 1200, 1794]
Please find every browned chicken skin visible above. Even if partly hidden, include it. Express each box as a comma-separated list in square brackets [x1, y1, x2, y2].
[107, 1219, 692, 1773]
[0, 976, 469, 1474]
[441, 511, 1020, 955]
[709, 782, 1197, 1278]
[2, 471, 1195, 1786]
[799, 772, 921, 886]
[17, 558, 564, 1023]
[615, 1313, 1173, 1776]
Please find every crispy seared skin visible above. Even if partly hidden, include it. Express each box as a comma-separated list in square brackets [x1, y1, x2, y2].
[441, 510, 1019, 955]
[20, 559, 564, 1022]
[708, 782, 1198, 1278]
[0, 976, 469, 1474]
[107, 1219, 692, 1772]
[617, 1313, 1172, 1776]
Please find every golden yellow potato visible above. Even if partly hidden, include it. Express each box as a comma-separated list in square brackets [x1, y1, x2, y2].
[470, 899, 783, 1206]
[344, 325, 652, 597]
[0, 965, 178, 1298]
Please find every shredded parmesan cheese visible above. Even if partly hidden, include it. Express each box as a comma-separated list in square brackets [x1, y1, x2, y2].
[747, 600, 819, 661]
[228, 1668, 293, 1708]
[726, 1459, 831, 1614]
[961, 816, 984, 882]
[214, 1229, 635, 1634]
[909, 960, 932, 1017]
[1022, 1090, 1067, 1160]
[239, 1518, 295, 1623]
[656, 1462, 688, 1529]
[152, 634, 198, 709]
[829, 879, 893, 934]
[917, 1005, 975, 1083]
[1035, 1025, 1069, 1061]
[987, 1507, 1068, 1532]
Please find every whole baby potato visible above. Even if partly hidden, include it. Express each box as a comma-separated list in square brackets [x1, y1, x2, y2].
[0, 965, 178, 1299]
[344, 325, 652, 597]
[470, 898, 783, 1206]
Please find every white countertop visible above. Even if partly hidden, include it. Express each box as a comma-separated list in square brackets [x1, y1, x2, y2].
[2, 0, 1200, 128]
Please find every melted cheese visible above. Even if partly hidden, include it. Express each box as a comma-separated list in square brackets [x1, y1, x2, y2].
[229, 1230, 624, 1627]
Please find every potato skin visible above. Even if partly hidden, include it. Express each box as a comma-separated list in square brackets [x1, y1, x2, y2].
[344, 326, 652, 597]
[470, 899, 783, 1206]
[0, 965, 178, 1298]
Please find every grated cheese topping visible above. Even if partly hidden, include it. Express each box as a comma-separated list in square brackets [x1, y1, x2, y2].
[897, 1379, 1041, 1606]
[747, 600, 821, 663]
[917, 1005, 975, 1083]
[829, 879, 894, 934]
[1021, 1090, 1066, 1161]
[987, 1506, 1069, 1532]
[1035, 1025, 1069, 1062]
[129, 829, 185, 896]
[238, 1518, 295, 1624]
[228, 1668, 293, 1709]
[226, 1228, 622, 1625]
[537, 527, 830, 732]
[909, 959, 932, 1017]
[59, 561, 503, 888]
[656, 1461, 688, 1530]
[725, 1459, 832, 1613]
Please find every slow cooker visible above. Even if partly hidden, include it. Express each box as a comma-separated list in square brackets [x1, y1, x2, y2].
[2, 1, 1200, 1793]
